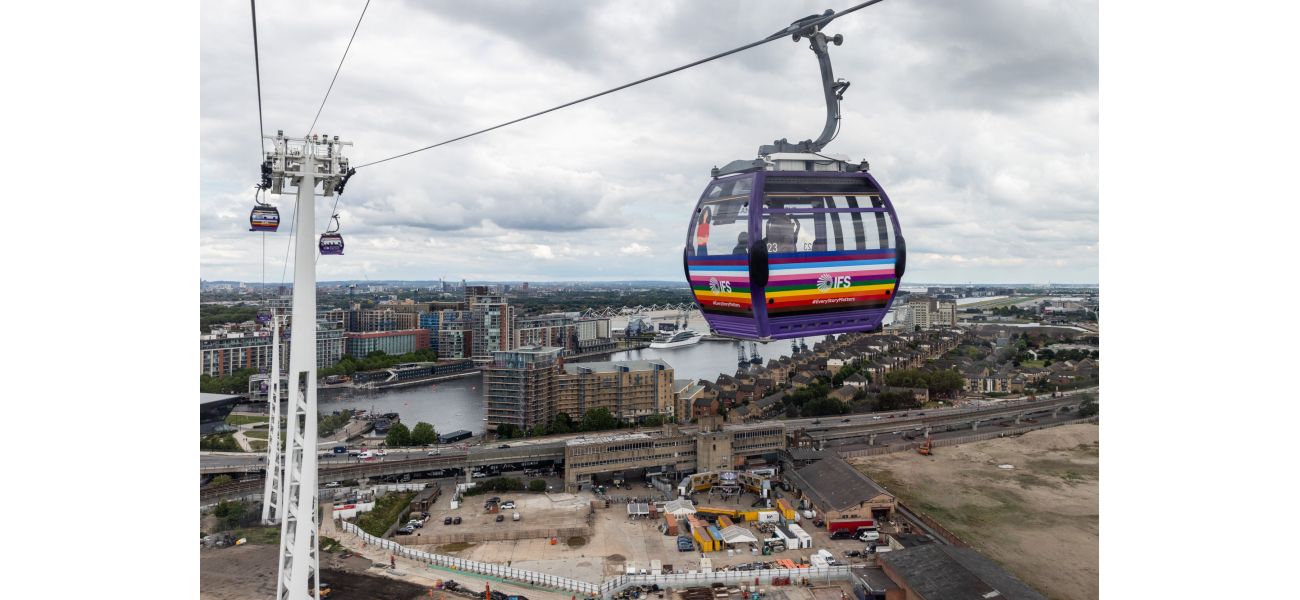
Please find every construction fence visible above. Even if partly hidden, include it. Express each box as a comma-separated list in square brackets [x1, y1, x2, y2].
[339, 521, 854, 599]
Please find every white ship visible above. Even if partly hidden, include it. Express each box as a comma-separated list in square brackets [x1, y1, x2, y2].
[649, 329, 704, 349]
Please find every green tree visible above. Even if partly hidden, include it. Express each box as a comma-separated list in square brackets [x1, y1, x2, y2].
[210, 474, 234, 487]
[385, 422, 411, 447]
[641, 414, 667, 427]
[549, 413, 574, 434]
[212, 499, 247, 529]
[409, 422, 437, 446]
[1077, 396, 1099, 418]
[496, 424, 523, 439]
[528, 479, 547, 493]
[580, 407, 618, 432]
[926, 370, 966, 398]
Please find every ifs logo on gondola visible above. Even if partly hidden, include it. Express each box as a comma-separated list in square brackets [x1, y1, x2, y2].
[817, 273, 852, 292]
[709, 277, 732, 294]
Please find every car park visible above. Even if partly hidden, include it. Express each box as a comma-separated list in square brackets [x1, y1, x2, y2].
[396, 526, 414, 536]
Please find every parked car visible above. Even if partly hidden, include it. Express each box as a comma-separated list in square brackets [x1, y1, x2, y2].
[443, 517, 453, 525]
[453, 516, 462, 525]
[512, 512, 521, 521]
[501, 501, 516, 509]
[324, 481, 340, 488]
[395, 526, 414, 536]
[495, 515, 505, 522]
[844, 550, 862, 558]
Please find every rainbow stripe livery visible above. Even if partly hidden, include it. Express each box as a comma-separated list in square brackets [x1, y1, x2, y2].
[687, 255, 753, 317]
[764, 250, 896, 317]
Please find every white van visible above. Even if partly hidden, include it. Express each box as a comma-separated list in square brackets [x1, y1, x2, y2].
[858, 529, 880, 542]
[512, 512, 521, 521]
[358, 451, 374, 460]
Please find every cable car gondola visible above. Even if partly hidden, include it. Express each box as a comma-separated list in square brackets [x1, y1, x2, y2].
[683, 13, 905, 341]
[249, 188, 280, 232]
[319, 213, 345, 255]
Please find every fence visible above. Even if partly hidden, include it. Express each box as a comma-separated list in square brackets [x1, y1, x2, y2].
[339, 521, 853, 599]
[410, 525, 591, 545]
[836, 416, 1099, 459]
[341, 521, 602, 595]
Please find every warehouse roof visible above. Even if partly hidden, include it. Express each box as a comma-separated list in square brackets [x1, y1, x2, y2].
[786, 454, 892, 513]
[880, 544, 1047, 600]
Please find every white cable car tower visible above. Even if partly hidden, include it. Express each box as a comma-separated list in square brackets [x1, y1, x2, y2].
[262, 130, 352, 600]
[261, 311, 284, 524]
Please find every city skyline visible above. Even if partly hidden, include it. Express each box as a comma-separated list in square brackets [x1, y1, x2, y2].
[201, 0, 1097, 285]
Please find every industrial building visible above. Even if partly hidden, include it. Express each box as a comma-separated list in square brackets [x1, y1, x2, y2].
[562, 416, 785, 492]
[784, 453, 897, 521]
[878, 544, 1047, 600]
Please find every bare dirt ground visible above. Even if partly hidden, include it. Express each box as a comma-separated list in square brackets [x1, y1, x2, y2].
[848, 423, 1099, 600]
[200, 543, 427, 600]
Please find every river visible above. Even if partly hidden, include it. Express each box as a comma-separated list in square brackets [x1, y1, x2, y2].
[318, 334, 826, 436]
[319, 309, 894, 435]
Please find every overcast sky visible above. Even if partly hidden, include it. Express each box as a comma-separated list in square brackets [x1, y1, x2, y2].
[200, 0, 1097, 285]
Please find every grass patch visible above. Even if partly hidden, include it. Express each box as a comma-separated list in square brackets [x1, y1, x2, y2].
[355, 491, 417, 537]
[321, 536, 344, 553]
[200, 433, 241, 451]
[244, 430, 269, 439]
[226, 414, 269, 426]
[1013, 473, 1059, 489]
[249, 440, 268, 451]
[229, 525, 281, 546]
[567, 536, 587, 548]
[438, 542, 474, 553]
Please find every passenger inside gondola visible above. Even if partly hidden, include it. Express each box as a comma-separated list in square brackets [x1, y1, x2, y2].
[766, 214, 799, 252]
[732, 232, 749, 255]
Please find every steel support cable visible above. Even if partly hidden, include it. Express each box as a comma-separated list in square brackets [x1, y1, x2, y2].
[304, 0, 369, 265]
[307, 0, 371, 137]
[250, 0, 266, 153]
[353, 0, 891, 169]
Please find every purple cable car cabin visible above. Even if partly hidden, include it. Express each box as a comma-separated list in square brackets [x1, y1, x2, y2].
[319, 233, 344, 255]
[684, 169, 905, 341]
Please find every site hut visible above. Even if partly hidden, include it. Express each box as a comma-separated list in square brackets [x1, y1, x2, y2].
[783, 454, 897, 525]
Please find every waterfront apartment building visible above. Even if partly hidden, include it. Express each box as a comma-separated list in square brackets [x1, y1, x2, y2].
[513, 312, 616, 355]
[469, 294, 512, 363]
[347, 308, 418, 332]
[483, 347, 676, 430]
[556, 359, 675, 422]
[344, 328, 430, 357]
[200, 320, 345, 376]
[436, 309, 474, 359]
[483, 346, 563, 430]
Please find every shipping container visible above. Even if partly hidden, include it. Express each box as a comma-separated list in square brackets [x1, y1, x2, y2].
[776, 499, 797, 520]
[826, 518, 876, 533]
[788, 523, 813, 549]
[663, 513, 679, 536]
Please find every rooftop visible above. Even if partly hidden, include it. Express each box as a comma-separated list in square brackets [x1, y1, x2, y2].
[786, 454, 891, 512]
[562, 359, 671, 374]
[566, 432, 654, 447]
[880, 544, 1047, 600]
